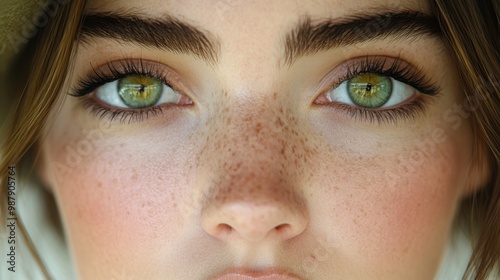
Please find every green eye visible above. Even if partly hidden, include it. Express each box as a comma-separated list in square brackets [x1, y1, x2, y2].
[118, 76, 163, 108]
[347, 74, 392, 108]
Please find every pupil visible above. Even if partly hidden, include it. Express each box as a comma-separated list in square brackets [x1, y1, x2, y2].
[139, 85, 145, 93]
[365, 83, 372, 91]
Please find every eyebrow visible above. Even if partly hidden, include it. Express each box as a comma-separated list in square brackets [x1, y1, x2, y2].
[283, 11, 441, 65]
[79, 13, 220, 64]
[79, 11, 440, 67]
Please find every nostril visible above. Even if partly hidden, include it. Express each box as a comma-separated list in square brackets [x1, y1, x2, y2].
[275, 223, 291, 234]
[276, 223, 301, 240]
[215, 223, 233, 237]
[202, 202, 308, 243]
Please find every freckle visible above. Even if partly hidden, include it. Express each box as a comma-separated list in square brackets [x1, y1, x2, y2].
[254, 122, 263, 134]
[272, 92, 278, 100]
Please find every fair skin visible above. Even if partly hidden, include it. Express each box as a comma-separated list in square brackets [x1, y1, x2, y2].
[38, 0, 483, 279]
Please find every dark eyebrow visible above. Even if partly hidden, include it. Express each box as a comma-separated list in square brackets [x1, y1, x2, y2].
[283, 11, 441, 65]
[79, 13, 220, 64]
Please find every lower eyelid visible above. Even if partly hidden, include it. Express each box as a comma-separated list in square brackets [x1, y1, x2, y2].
[79, 89, 194, 124]
[80, 97, 167, 124]
[323, 97, 428, 124]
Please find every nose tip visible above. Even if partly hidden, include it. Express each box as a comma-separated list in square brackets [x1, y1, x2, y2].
[202, 201, 307, 243]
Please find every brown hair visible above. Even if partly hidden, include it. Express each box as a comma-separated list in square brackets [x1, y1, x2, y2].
[430, 0, 500, 278]
[0, 0, 86, 277]
[0, 0, 498, 279]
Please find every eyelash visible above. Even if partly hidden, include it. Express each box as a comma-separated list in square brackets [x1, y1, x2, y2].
[71, 59, 178, 123]
[322, 56, 440, 124]
[71, 57, 440, 124]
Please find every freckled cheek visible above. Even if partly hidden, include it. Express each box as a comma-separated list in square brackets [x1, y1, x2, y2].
[314, 142, 464, 266]
[49, 145, 190, 254]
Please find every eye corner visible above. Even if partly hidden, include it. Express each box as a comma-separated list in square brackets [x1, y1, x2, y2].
[312, 92, 332, 105]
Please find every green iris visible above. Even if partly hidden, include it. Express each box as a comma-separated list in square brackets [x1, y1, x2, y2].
[118, 76, 163, 108]
[347, 74, 392, 108]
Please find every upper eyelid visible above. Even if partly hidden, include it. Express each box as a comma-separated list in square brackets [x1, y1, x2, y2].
[314, 55, 440, 97]
[70, 59, 186, 97]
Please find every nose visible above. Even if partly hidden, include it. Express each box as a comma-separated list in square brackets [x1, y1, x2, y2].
[201, 168, 308, 243]
[198, 100, 308, 244]
[202, 198, 307, 243]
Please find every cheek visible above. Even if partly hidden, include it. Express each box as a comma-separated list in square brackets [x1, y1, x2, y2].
[42, 130, 194, 270]
[309, 128, 468, 275]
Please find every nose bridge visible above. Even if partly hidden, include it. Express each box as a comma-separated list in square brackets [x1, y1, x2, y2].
[211, 95, 293, 164]
[205, 101, 295, 203]
[197, 98, 308, 242]
[234, 99, 287, 148]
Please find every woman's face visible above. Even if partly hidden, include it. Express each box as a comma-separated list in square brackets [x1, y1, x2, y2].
[39, 0, 480, 279]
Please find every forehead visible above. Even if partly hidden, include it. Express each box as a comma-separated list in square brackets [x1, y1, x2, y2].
[82, 0, 436, 67]
[86, 0, 431, 24]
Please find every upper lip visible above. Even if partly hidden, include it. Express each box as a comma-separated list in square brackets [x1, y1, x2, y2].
[210, 268, 302, 280]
